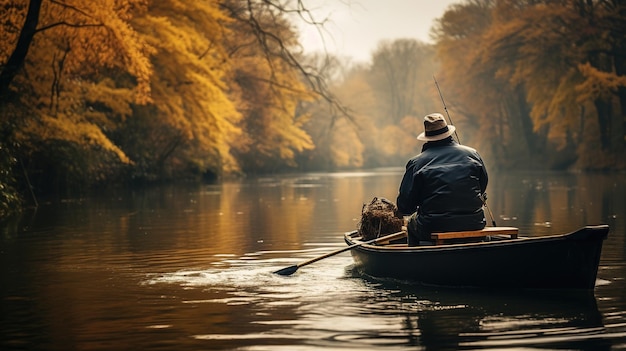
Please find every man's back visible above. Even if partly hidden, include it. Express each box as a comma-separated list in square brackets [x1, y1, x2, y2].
[397, 138, 488, 243]
[397, 113, 489, 245]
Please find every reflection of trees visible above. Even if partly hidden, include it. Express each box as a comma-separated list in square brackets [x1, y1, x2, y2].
[488, 171, 625, 241]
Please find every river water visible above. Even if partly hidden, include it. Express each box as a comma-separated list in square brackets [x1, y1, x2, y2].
[1, 169, 625, 350]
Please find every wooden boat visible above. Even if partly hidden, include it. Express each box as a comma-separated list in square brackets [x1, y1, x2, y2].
[344, 225, 609, 290]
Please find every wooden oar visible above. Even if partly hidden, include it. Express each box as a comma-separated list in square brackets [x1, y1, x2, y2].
[273, 230, 407, 276]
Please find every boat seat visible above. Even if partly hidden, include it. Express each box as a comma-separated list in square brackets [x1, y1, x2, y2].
[431, 227, 519, 245]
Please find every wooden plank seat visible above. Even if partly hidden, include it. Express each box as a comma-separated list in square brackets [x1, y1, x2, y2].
[431, 227, 519, 245]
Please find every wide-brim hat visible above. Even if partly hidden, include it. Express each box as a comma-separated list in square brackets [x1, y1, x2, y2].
[417, 113, 456, 141]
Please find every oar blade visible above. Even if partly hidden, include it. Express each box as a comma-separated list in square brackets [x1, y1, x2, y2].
[273, 231, 405, 276]
[273, 265, 299, 276]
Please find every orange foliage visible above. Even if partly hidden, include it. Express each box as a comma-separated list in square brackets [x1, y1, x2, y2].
[433, 0, 626, 169]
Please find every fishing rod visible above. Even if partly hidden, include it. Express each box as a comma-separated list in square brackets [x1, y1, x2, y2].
[432, 75, 497, 227]
[433, 75, 461, 144]
[480, 193, 497, 227]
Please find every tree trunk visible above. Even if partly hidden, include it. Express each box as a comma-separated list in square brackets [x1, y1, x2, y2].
[611, 17, 626, 154]
[594, 99, 612, 150]
[513, 85, 539, 154]
[0, 0, 42, 99]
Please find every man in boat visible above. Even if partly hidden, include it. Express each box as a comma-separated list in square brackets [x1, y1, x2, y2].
[397, 113, 488, 246]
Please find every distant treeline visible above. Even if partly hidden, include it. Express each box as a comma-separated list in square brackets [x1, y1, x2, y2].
[1, 0, 624, 217]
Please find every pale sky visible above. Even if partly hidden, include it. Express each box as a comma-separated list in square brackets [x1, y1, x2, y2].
[297, 0, 460, 63]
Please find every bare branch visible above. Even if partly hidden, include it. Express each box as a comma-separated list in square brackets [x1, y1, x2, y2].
[49, 0, 96, 20]
[35, 21, 104, 33]
[220, 0, 353, 122]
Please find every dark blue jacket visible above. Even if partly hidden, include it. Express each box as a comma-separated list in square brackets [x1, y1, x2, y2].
[397, 137, 488, 233]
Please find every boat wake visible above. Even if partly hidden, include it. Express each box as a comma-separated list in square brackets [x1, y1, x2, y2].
[142, 248, 367, 307]
[139, 247, 626, 350]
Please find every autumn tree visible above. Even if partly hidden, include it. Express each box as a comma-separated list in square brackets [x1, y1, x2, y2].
[116, 0, 242, 181]
[433, 0, 626, 170]
[368, 39, 439, 125]
[0, 0, 351, 211]
[485, 0, 626, 168]
[0, 0, 41, 98]
[220, 0, 316, 173]
[573, 0, 626, 157]
[299, 58, 369, 170]
[293, 35, 448, 170]
[432, 0, 531, 168]
[117, 0, 344, 178]
[0, 0, 152, 196]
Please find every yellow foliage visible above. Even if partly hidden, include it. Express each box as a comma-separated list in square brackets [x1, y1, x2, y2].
[398, 116, 422, 152]
[330, 117, 364, 168]
[131, 0, 244, 175]
[576, 63, 626, 102]
[434, 0, 625, 164]
[1, 0, 151, 169]
[377, 125, 404, 156]
[0, 1, 26, 63]
[17, 112, 130, 164]
[83, 79, 135, 127]
[37, 0, 154, 103]
[225, 10, 316, 170]
[1, 0, 354, 182]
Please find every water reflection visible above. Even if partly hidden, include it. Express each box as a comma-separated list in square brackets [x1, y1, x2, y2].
[490, 171, 624, 238]
[348, 271, 612, 350]
[145, 248, 622, 350]
[1, 170, 625, 351]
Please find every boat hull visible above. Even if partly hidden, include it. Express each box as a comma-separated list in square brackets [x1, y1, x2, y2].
[345, 225, 609, 290]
